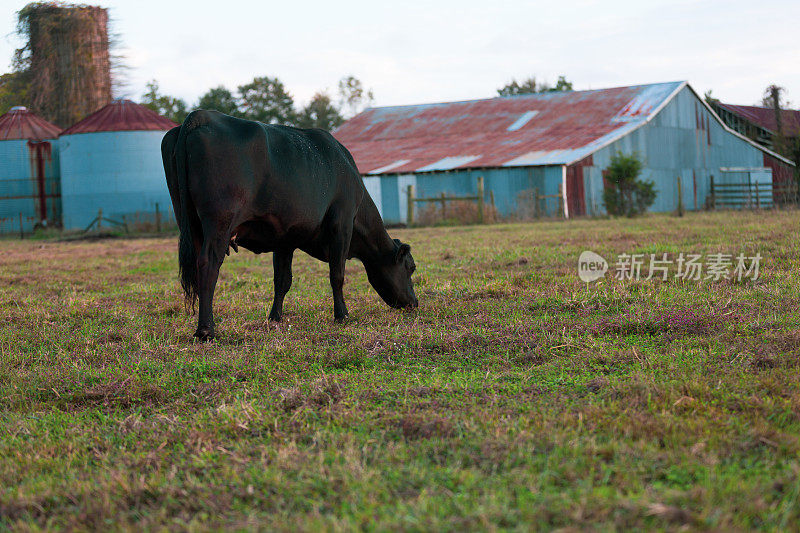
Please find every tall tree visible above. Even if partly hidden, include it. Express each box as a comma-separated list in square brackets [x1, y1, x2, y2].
[141, 80, 188, 124]
[497, 75, 573, 96]
[197, 86, 240, 116]
[338, 75, 374, 118]
[238, 76, 295, 125]
[297, 92, 344, 131]
[762, 84, 786, 156]
[703, 89, 719, 105]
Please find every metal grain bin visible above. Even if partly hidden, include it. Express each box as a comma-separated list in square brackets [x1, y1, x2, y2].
[0, 106, 62, 234]
[59, 99, 176, 230]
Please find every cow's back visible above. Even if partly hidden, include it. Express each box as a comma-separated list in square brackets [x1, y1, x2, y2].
[182, 110, 364, 248]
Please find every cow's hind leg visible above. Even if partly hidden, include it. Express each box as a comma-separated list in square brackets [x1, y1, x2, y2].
[195, 221, 231, 341]
[268, 248, 294, 322]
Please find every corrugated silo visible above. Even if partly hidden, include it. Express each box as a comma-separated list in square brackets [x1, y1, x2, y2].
[59, 99, 177, 230]
[0, 106, 62, 234]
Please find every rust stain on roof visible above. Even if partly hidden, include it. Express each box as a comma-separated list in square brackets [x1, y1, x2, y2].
[334, 82, 683, 174]
[716, 103, 800, 137]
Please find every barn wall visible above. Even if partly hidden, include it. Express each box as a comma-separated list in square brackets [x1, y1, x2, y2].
[364, 87, 795, 223]
[582, 86, 791, 214]
[372, 166, 563, 224]
[0, 138, 60, 234]
[60, 130, 173, 230]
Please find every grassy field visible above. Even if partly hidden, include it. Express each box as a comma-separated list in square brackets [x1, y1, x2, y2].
[1, 210, 799, 530]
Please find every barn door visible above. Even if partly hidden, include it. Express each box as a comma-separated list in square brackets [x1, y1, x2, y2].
[566, 157, 592, 217]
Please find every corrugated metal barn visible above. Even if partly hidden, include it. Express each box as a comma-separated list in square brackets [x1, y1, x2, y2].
[333, 81, 796, 224]
[59, 99, 176, 230]
[0, 106, 62, 234]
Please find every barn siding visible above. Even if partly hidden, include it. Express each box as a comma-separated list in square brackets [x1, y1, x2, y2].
[372, 166, 563, 224]
[583, 86, 788, 213]
[365, 86, 794, 224]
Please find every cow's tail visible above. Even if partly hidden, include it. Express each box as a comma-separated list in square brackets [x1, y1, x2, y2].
[175, 111, 209, 312]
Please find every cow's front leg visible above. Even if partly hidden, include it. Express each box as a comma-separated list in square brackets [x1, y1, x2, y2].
[328, 223, 353, 322]
[269, 248, 294, 322]
[195, 231, 228, 341]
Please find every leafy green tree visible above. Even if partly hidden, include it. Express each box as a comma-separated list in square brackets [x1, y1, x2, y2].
[497, 75, 573, 96]
[338, 75, 374, 118]
[703, 89, 719, 106]
[297, 92, 344, 130]
[141, 80, 188, 124]
[602, 152, 656, 217]
[498, 77, 539, 96]
[549, 76, 573, 92]
[238, 76, 295, 125]
[197, 86, 240, 116]
[0, 71, 32, 114]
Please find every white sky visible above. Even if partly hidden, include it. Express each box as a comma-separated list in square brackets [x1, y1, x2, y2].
[1, 0, 798, 109]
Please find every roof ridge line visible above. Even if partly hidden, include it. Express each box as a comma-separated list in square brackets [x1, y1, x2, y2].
[360, 81, 687, 114]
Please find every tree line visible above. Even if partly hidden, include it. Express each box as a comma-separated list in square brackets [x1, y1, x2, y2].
[143, 74, 575, 128]
[141, 75, 374, 131]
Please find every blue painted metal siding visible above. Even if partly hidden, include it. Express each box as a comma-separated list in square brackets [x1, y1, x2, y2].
[373, 165, 563, 224]
[60, 130, 173, 230]
[582, 86, 774, 215]
[0, 138, 60, 234]
[364, 86, 785, 223]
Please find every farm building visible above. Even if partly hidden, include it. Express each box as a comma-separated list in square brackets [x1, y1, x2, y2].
[333, 81, 796, 223]
[710, 101, 800, 152]
[59, 99, 176, 230]
[0, 106, 62, 235]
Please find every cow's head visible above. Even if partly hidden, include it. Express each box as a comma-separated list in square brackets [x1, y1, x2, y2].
[365, 239, 418, 311]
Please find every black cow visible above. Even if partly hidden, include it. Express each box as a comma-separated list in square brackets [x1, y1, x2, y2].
[161, 110, 417, 341]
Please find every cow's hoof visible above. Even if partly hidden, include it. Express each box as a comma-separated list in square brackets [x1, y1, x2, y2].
[334, 314, 350, 324]
[268, 312, 282, 323]
[193, 327, 215, 342]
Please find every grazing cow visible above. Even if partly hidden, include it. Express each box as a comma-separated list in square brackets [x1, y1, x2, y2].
[161, 111, 417, 341]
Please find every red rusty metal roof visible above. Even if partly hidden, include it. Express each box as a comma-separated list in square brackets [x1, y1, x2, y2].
[0, 106, 61, 141]
[60, 99, 177, 136]
[716, 103, 800, 137]
[333, 82, 684, 174]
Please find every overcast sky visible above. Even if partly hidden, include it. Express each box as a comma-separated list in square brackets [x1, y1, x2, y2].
[2, 0, 798, 109]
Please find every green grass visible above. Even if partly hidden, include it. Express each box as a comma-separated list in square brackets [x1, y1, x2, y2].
[1, 210, 799, 530]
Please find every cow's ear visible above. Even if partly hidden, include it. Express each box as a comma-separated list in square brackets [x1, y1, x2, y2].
[395, 242, 411, 262]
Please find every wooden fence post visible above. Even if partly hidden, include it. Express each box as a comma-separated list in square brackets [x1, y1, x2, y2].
[533, 188, 540, 218]
[477, 176, 484, 223]
[676, 175, 684, 217]
[18, 213, 23, 240]
[557, 183, 564, 218]
[155, 202, 161, 232]
[406, 185, 415, 226]
[755, 184, 761, 209]
[746, 181, 752, 209]
[97, 208, 103, 230]
[440, 191, 447, 219]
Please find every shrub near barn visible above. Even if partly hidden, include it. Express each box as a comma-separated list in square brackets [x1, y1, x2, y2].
[603, 152, 657, 217]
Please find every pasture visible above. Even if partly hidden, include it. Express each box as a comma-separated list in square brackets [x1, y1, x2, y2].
[1, 210, 799, 530]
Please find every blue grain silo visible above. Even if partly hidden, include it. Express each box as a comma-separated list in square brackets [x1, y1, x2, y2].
[0, 106, 62, 234]
[59, 99, 176, 230]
